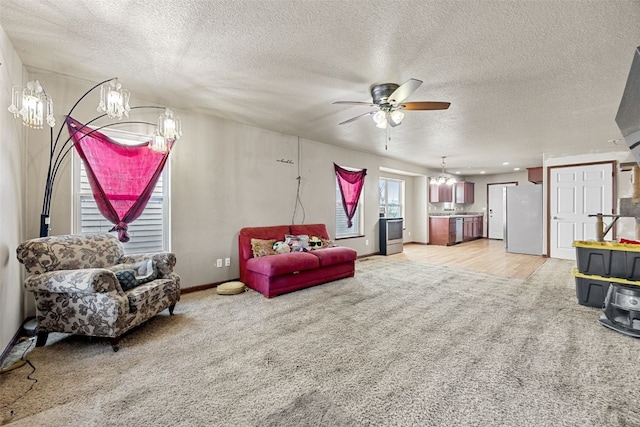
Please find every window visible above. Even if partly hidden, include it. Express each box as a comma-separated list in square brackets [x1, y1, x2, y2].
[73, 129, 170, 254]
[379, 177, 404, 219]
[335, 178, 364, 238]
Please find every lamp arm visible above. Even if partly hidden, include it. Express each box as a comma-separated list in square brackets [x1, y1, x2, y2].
[50, 78, 117, 156]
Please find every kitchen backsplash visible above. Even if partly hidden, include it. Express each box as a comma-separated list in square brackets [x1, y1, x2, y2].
[428, 202, 481, 215]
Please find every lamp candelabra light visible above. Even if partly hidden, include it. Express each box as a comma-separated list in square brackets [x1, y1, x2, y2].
[8, 80, 55, 129]
[7, 77, 182, 237]
[97, 78, 130, 119]
[430, 156, 457, 185]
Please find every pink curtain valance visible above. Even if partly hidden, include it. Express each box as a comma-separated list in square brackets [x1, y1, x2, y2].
[334, 163, 367, 228]
[66, 116, 171, 242]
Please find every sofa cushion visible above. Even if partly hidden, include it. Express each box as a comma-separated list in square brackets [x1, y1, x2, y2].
[251, 238, 277, 257]
[126, 278, 178, 314]
[290, 224, 330, 240]
[246, 252, 319, 276]
[312, 247, 357, 267]
[239, 225, 290, 262]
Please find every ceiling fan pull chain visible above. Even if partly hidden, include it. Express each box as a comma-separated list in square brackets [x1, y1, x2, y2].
[385, 125, 390, 150]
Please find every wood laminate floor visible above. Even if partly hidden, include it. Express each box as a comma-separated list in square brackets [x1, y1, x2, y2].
[390, 238, 547, 280]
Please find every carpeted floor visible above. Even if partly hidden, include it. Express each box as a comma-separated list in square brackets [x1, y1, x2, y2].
[2, 256, 640, 426]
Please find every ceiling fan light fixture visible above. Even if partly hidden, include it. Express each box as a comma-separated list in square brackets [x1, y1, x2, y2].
[390, 110, 404, 125]
[372, 110, 386, 123]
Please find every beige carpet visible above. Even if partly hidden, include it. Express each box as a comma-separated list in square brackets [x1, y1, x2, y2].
[2, 256, 640, 426]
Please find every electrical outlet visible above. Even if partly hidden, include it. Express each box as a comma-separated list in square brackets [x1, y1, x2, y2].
[365, 239, 369, 246]
[216, 259, 222, 268]
[224, 257, 230, 267]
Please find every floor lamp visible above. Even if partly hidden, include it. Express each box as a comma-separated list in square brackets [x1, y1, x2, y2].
[8, 77, 182, 237]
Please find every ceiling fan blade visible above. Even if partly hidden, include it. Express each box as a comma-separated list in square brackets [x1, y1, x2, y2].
[400, 101, 451, 111]
[333, 101, 377, 107]
[387, 78, 423, 104]
[338, 111, 374, 125]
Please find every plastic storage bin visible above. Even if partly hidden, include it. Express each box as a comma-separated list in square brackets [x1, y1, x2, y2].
[573, 240, 640, 280]
[572, 268, 640, 308]
[572, 269, 611, 308]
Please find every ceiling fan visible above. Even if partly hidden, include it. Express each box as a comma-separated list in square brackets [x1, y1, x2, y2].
[333, 78, 450, 129]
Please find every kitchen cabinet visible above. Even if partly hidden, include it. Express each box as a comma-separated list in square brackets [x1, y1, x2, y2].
[429, 215, 483, 245]
[463, 216, 483, 241]
[527, 167, 543, 184]
[429, 216, 457, 246]
[455, 182, 475, 204]
[429, 183, 453, 203]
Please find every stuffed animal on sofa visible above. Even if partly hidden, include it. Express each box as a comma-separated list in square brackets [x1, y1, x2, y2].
[308, 236, 323, 250]
[273, 241, 291, 254]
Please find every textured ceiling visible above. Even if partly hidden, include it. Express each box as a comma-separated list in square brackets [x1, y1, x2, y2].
[2, 0, 640, 175]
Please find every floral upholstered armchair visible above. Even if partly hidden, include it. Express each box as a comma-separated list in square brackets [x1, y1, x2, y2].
[16, 234, 180, 351]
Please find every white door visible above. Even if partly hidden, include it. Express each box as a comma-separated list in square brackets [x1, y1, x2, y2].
[487, 183, 516, 239]
[550, 162, 614, 259]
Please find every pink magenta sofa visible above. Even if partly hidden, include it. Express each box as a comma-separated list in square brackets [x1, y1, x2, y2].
[239, 224, 357, 298]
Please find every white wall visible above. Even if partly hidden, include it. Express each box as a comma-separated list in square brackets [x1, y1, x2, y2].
[0, 27, 26, 354]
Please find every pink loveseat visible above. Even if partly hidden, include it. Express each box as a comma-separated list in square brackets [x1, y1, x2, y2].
[239, 224, 357, 298]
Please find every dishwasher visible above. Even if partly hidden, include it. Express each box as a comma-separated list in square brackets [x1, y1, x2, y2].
[455, 217, 464, 243]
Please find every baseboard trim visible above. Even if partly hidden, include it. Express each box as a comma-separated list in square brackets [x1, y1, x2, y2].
[180, 279, 240, 295]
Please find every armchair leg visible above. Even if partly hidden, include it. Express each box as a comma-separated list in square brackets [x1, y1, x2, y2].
[35, 331, 49, 347]
[169, 303, 176, 315]
[110, 337, 121, 352]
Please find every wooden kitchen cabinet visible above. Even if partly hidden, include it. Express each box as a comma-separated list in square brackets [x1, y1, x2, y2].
[473, 216, 483, 238]
[455, 182, 475, 204]
[462, 216, 483, 241]
[429, 183, 453, 203]
[463, 217, 474, 241]
[429, 216, 456, 245]
[527, 167, 543, 184]
[430, 215, 483, 245]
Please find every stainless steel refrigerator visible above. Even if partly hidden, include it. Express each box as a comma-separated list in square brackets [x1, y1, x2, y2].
[504, 185, 543, 255]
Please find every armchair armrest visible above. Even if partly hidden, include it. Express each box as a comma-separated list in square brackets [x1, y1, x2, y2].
[24, 268, 121, 295]
[119, 252, 177, 278]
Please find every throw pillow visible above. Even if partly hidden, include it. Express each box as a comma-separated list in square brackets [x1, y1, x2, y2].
[285, 234, 309, 252]
[114, 269, 138, 291]
[109, 259, 158, 288]
[134, 258, 158, 285]
[321, 238, 337, 248]
[251, 238, 277, 257]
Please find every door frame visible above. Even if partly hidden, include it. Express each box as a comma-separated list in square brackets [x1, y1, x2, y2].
[545, 160, 617, 257]
[486, 181, 518, 240]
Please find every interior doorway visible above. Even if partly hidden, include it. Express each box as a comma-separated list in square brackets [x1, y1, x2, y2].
[549, 162, 614, 259]
[487, 182, 517, 240]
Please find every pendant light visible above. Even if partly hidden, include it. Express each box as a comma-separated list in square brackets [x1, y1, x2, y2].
[430, 156, 456, 185]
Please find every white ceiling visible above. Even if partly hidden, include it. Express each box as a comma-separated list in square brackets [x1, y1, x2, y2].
[2, 0, 640, 175]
